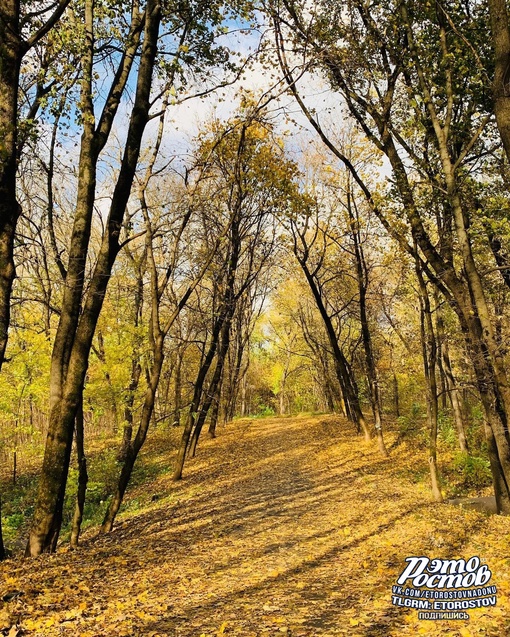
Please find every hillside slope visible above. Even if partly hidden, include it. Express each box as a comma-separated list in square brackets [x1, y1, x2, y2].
[1, 415, 509, 636]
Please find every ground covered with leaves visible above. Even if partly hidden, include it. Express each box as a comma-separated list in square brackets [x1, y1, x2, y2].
[1, 415, 509, 636]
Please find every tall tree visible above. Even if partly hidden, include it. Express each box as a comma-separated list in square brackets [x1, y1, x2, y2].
[347, 189, 388, 456]
[173, 114, 292, 479]
[415, 256, 443, 502]
[0, 0, 72, 561]
[288, 206, 373, 442]
[26, 0, 156, 555]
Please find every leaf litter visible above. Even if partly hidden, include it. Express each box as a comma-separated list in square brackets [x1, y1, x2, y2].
[1, 415, 509, 636]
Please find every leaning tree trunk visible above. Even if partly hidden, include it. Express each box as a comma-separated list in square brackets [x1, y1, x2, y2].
[102, 337, 165, 533]
[173, 314, 224, 480]
[208, 371, 224, 439]
[297, 257, 372, 442]
[349, 192, 388, 456]
[460, 310, 510, 513]
[191, 311, 234, 454]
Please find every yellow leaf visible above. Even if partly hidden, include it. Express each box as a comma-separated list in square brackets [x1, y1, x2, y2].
[349, 618, 359, 626]
[218, 621, 228, 635]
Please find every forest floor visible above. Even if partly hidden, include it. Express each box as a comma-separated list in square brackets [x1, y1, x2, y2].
[1, 414, 509, 637]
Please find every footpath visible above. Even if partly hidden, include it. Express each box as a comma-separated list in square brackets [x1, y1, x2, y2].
[1, 415, 509, 636]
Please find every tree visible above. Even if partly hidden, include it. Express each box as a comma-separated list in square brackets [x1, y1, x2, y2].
[26, 0, 159, 556]
[287, 201, 373, 442]
[414, 255, 442, 502]
[101, 157, 226, 533]
[271, 0, 510, 512]
[0, 0, 72, 561]
[347, 189, 388, 456]
[173, 112, 294, 479]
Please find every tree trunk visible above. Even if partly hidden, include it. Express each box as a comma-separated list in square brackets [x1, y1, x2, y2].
[70, 396, 87, 548]
[0, 0, 21, 373]
[208, 358, 225, 439]
[393, 373, 400, 418]
[489, 0, 510, 162]
[436, 337, 448, 412]
[118, 358, 141, 461]
[435, 304, 469, 453]
[172, 349, 183, 427]
[348, 191, 388, 456]
[190, 304, 234, 455]
[416, 262, 443, 503]
[297, 257, 371, 441]
[278, 347, 292, 416]
[102, 338, 164, 533]
[445, 363, 469, 454]
[0, 1, 22, 560]
[173, 315, 224, 480]
[240, 372, 248, 417]
[224, 318, 249, 422]
[460, 312, 510, 512]
[96, 331, 119, 432]
[208, 389, 221, 438]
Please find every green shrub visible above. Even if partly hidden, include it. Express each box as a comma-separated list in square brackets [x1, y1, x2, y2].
[397, 403, 424, 440]
[452, 452, 492, 489]
[3, 513, 25, 544]
[438, 411, 457, 448]
[254, 404, 275, 418]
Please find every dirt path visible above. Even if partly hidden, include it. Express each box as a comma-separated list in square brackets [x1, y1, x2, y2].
[1, 415, 509, 636]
